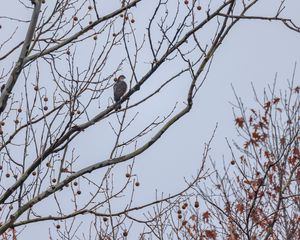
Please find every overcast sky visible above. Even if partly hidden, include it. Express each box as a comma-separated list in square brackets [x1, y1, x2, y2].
[1, 0, 300, 238]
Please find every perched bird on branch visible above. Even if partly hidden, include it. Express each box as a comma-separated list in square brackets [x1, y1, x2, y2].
[113, 75, 127, 110]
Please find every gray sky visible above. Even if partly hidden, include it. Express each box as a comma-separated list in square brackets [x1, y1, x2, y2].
[1, 0, 300, 238]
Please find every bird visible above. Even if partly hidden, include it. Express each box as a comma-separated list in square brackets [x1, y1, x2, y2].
[113, 75, 127, 110]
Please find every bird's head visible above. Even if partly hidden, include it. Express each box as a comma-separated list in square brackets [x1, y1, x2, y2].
[117, 75, 126, 81]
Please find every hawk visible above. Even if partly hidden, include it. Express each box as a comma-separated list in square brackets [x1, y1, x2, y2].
[113, 75, 127, 110]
